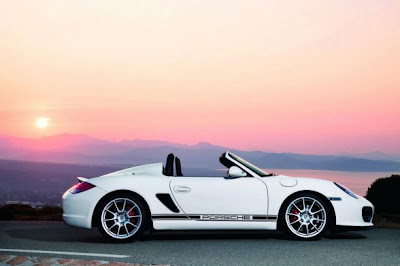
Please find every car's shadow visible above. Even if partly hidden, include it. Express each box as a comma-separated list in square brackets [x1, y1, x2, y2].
[6, 225, 366, 243]
[324, 232, 367, 240]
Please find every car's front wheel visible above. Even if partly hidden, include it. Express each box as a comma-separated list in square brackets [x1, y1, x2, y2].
[95, 193, 149, 242]
[280, 193, 331, 240]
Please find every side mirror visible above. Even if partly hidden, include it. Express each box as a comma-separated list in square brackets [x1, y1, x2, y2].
[228, 166, 247, 178]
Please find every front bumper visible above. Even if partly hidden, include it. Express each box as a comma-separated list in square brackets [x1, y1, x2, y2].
[62, 186, 107, 229]
[331, 195, 374, 227]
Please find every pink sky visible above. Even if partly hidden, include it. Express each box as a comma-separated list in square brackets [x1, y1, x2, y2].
[0, 1, 399, 154]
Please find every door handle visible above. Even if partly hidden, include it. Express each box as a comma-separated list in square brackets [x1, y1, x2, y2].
[173, 186, 191, 193]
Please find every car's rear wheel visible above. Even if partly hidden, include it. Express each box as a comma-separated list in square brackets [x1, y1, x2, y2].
[279, 193, 331, 240]
[95, 193, 149, 242]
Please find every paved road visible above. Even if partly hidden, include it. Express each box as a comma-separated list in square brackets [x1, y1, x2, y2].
[0, 221, 399, 265]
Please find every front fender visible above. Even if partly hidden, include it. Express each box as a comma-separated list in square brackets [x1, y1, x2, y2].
[261, 176, 374, 227]
[262, 176, 340, 215]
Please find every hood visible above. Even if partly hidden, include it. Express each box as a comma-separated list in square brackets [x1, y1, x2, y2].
[275, 175, 335, 186]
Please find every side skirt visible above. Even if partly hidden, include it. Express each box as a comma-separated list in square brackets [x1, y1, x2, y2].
[151, 214, 278, 230]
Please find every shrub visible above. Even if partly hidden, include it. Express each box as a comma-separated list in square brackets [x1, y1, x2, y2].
[366, 174, 400, 214]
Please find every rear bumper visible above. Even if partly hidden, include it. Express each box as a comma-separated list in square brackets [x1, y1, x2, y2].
[62, 186, 107, 229]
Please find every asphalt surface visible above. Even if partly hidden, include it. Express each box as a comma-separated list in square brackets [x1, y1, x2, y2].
[0, 221, 399, 265]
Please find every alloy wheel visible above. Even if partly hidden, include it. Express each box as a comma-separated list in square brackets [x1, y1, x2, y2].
[101, 198, 142, 239]
[285, 196, 327, 238]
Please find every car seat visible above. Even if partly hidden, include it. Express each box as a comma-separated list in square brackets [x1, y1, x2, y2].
[163, 153, 174, 176]
[175, 157, 183, 176]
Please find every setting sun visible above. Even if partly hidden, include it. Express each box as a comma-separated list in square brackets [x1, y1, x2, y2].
[35, 117, 50, 129]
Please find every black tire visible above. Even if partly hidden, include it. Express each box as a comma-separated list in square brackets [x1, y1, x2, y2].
[94, 192, 150, 243]
[278, 192, 332, 240]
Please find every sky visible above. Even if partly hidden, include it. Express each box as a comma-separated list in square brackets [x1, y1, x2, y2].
[0, 1, 399, 154]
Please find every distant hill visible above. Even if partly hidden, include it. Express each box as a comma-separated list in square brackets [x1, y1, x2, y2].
[341, 151, 400, 162]
[0, 134, 400, 172]
[119, 139, 188, 149]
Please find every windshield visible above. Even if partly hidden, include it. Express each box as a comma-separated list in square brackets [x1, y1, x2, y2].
[229, 153, 272, 177]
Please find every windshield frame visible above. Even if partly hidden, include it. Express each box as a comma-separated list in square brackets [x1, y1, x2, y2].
[227, 152, 271, 177]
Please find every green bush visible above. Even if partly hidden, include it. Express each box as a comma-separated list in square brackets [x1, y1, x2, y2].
[366, 174, 400, 214]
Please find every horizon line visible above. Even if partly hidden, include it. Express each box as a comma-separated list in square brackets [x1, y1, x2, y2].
[1, 132, 399, 157]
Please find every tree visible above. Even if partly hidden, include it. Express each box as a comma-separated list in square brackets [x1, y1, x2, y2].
[366, 174, 400, 214]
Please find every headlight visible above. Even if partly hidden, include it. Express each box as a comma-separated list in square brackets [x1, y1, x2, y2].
[334, 182, 358, 199]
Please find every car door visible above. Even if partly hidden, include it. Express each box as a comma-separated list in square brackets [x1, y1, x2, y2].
[170, 176, 268, 216]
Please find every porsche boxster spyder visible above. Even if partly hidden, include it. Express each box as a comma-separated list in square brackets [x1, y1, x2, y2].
[62, 151, 374, 241]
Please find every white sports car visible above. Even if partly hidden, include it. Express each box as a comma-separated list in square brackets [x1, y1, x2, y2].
[62, 152, 374, 241]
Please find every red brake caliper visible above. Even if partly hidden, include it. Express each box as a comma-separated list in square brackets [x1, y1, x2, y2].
[291, 208, 299, 222]
[127, 208, 136, 224]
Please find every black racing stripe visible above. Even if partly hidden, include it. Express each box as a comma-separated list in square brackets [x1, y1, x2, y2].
[152, 214, 278, 221]
[253, 215, 277, 220]
[152, 215, 189, 220]
[252, 215, 268, 220]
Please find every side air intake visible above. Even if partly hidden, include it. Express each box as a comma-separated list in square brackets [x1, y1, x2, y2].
[156, 193, 180, 213]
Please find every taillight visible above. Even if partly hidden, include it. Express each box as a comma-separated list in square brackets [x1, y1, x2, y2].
[70, 182, 95, 194]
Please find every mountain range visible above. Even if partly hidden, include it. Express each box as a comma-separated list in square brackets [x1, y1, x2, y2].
[0, 133, 400, 172]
